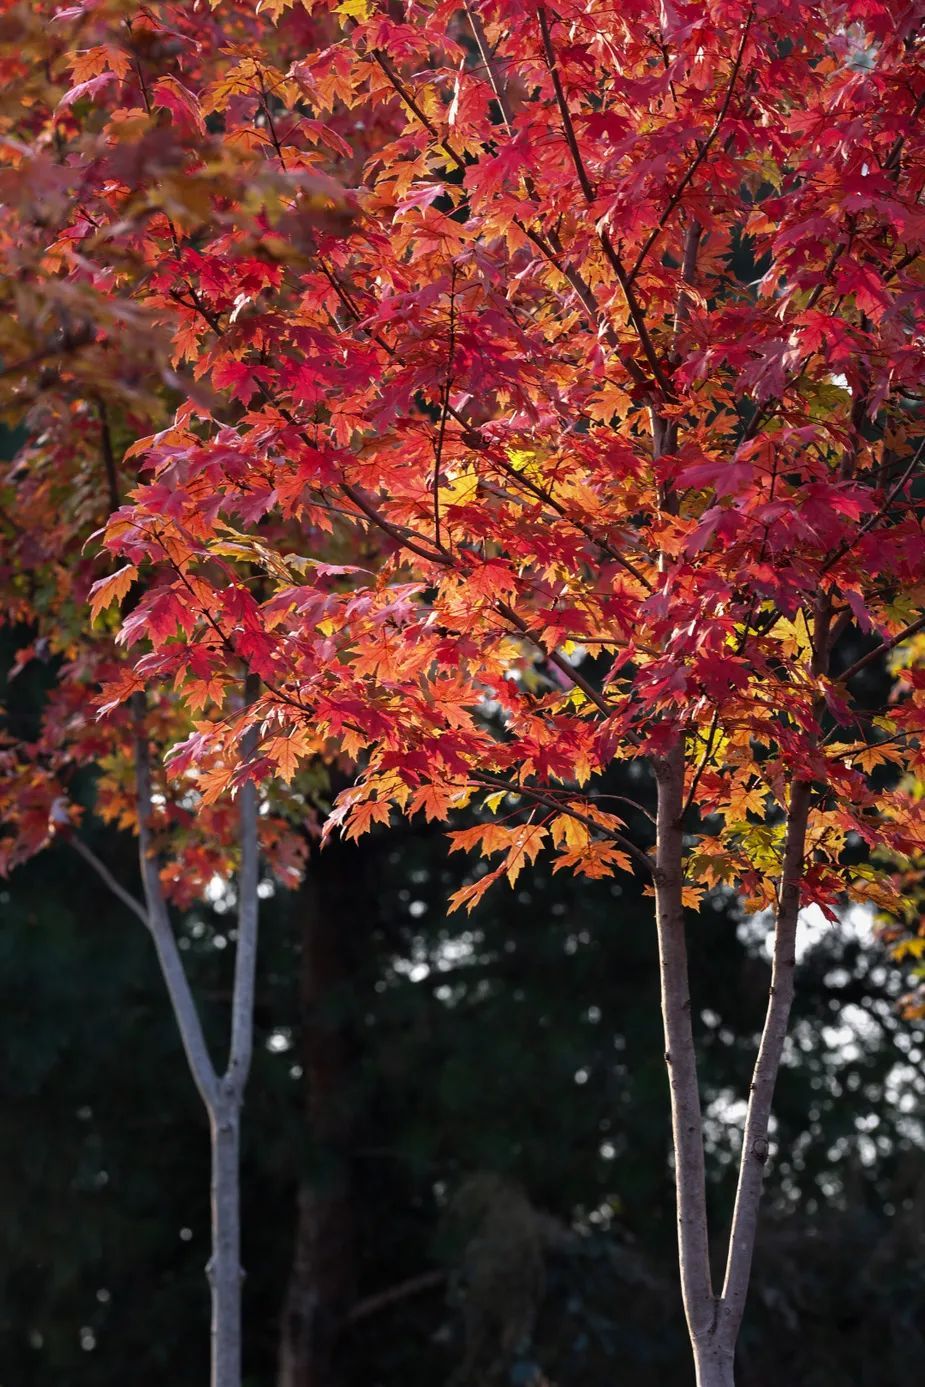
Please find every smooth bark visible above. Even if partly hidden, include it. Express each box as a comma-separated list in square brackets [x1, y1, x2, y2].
[653, 743, 815, 1379]
[693, 1339, 736, 1387]
[651, 597, 832, 1380]
[133, 701, 220, 1114]
[209, 1097, 243, 1387]
[716, 779, 811, 1346]
[653, 740, 715, 1343]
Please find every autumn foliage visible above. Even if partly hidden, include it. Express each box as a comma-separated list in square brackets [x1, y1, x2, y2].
[4, 0, 923, 923]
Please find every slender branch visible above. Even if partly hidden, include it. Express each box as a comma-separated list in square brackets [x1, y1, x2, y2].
[681, 709, 720, 822]
[340, 1270, 446, 1329]
[96, 395, 120, 513]
[821, 434, 925, 574]
[133, 694, 220, 1110]
[513, 220, 652, 391]
[718, 588, 831, 1345]
[716, 776, 811, 1345]
[537, 5, 671, 397]
[470, 769, 655, 876]
[256, 64, 288, 171]
[225, 676, 260, 1093]
[836, 612, 925, 684]
[0, 338, 92, 382]
[495, 599, 614, 716]
[70, 835, 150, 928]
[653, 738, 715, 1341]
[464, 2, 515, 130]
[372, 48, 467, 171]
[537, 5, 595, 201]
[341, 481, 450, 566]
[628, 9, 754, 284]
[882, 89, 925, 176]
[433, 264, 458, 551]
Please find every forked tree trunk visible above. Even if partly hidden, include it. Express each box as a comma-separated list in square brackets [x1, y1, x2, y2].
[75, 694, 260, 1387]
[653, 704, 819, 1382]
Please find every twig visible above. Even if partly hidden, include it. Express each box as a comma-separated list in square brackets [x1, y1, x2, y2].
[70, 835, 149, 928]
[837, 613, 925, 684]
[340, 1270, 446, 1329]
[628, 9, 754, 284]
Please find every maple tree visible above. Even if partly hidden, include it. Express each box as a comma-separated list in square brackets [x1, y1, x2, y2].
[2, 1, 925, 1385]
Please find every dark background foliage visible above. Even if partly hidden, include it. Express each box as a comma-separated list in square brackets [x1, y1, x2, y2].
[1, 723, 922, 1387]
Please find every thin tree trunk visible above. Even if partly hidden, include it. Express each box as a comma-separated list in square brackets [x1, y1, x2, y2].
[210, 1097, 243, 1387]
[654, 743, 817, 1380]
[693, 1339, 736, 1387]
[713, 595, 836, 1352]
[653, 739, 716, 1347]
[211, 710, 260, 1387]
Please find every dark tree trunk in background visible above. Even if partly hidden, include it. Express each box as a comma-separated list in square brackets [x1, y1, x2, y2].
[278, 836, 364, 1387]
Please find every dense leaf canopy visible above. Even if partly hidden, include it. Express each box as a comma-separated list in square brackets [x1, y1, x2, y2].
[1, 0, 923, 932]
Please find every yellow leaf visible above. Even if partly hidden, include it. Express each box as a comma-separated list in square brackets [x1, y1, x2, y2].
[574, 749, 594, 786]
[502, 824, 548, 886]
[447, 866, 503, 915]
[89, 564, 137, 623]
[770, 609, 813, 662]
[550, 814, 591, 851]
[506, 445, 547, 479]
[893, 937, 925, 961]
[441, 467, 479, 507]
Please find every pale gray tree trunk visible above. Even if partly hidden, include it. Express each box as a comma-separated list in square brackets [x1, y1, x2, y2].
[73, 694, 260, 1387]
[653, 745, 813, 1384]
[653, 742, 716, 1346]
[693, 1340, 736, 1387]
[209, 1098, 243, 1387]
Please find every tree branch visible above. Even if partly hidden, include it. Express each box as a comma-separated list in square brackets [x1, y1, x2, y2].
[494, 599, 615, 716]
[133, 694, 220, 1111]
[96, 395, 120, 513]
[225, 676, 261, 1094]
[718, 588, 831, 1346]
[717, 775, 811, 1345]
[628, 9, 754, 285]
[70, 835, 150, 928]
[821, 434, 925, 575]
[537, 5, 674, 399]
[464, 2, 515, 131]
[837, 612, 925, 685]
[653, 738, 715, 1340]
[339, 1270, 446, 1329]
[470, 769, 655, 876]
